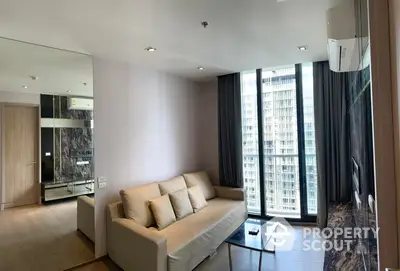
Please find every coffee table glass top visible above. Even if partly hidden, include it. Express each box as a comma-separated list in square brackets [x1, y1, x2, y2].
[225, 218, 277, 252]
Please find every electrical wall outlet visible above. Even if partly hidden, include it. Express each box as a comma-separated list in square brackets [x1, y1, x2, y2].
[98, 177, 107, 189]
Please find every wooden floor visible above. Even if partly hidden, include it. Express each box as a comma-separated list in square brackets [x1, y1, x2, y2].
[72, 226, 324, 271]
[0, 200, 95, 271]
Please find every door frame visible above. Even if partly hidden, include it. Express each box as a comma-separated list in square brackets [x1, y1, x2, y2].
[369, 0, 399, 269]
[0, 103, 40, 210]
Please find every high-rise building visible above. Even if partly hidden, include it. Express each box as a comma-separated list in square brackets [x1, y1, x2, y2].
[241, 65, 317, 217]
[302, 63, 318, 215]
[241, 71, 261, 214]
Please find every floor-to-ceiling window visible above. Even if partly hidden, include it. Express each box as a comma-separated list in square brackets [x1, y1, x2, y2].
[241, 71, 261, 215]
[301, 63, 318, 215]
[241, 63, 317, 221]
[261, 66, 301, 218]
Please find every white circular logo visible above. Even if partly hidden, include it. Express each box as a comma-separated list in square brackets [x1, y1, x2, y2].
[262, 217, 295, 251]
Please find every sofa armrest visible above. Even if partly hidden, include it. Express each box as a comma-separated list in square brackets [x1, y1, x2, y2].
[77, 196, 95, 242]
[213, 186, 245, 201]
[108, 218, 167, 271]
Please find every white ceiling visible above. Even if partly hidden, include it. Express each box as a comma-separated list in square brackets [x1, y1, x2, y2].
[0, 38, 93, 97]
[0, 0, 337, 82]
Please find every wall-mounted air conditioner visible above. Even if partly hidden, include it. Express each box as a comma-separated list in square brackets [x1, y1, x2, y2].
[68, 97, 93, 110]
[326, 0, 369, 72]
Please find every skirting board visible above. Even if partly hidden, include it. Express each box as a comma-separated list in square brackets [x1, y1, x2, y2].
[1, 202, 38, 210]
[2, 202, 16, 209]
[63, 256, 107, 271]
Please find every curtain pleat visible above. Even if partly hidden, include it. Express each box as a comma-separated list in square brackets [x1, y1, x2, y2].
[218, 73, 243, 188]
[313, 61, 351, 228]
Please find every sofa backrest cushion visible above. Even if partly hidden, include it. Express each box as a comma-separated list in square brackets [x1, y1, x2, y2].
[158, 176, 187, 195]
[120, 183, 161, 227]
[183, 171, 215, 200]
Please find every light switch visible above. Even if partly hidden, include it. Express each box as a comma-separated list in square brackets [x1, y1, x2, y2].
[97, 176, 107, 189]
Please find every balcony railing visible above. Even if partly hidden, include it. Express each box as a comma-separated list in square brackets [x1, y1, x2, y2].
[243, 153, 317, 218]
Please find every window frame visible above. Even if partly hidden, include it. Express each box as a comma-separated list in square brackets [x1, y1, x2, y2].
[248, 64, 316, 223]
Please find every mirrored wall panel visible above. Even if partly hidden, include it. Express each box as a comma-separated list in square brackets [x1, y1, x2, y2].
[0, 37, 95, 271]
[41, 94, 94, 202]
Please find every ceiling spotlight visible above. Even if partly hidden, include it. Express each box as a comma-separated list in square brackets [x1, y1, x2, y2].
[30, 76, 38, 80]
[67, 90, 72, 93]
[297, 46, 308, 51]
[144, 46, 156, 52]
[201, 21, 209, 28]
[22, 85, 28, 89]
[197, 67, 205, 71]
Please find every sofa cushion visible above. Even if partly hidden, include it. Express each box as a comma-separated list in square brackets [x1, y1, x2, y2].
[120, 183, 161, 227]
[158, 176, 187, 195]
[156, 198, 247, 271]
[183, 171, 215, 200]
[149, 194, 177, 230]
[169, 188, 193, 220]
[187, 186, 207, 213]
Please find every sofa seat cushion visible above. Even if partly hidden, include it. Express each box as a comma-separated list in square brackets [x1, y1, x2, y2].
[156, 198, 247, 271]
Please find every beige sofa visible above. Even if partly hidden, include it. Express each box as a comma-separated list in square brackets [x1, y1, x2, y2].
[106, 172, 247, 271]
[77, 195, 95, 242]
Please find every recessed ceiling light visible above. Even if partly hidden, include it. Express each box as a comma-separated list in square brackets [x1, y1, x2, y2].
[197, 67, 205, 71]
[201, 21, 209, 28]
[67, 90, 71, 93]
[298, 46, 308, 51]
[22, 85, 28, 89]
[144, 46, 156, 52]
[30, 76, 38, 80]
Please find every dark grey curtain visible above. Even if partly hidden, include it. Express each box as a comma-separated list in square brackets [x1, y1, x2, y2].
[218, 73, 243, 188]
[313, 61, 351, 228]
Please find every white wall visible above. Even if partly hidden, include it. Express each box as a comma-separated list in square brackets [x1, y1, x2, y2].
[196, 81, 219, 184]
[94, 58, 206, 256]
[0, 91, 40, 105]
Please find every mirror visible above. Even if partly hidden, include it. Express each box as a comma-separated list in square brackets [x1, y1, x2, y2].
[0, 37, 95, 271]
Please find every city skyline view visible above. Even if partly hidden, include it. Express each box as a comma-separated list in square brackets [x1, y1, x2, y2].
[241, 63, 317, 218]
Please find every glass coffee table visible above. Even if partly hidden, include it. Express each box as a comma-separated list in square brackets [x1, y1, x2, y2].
[225, 218, 278, 271]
